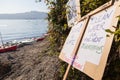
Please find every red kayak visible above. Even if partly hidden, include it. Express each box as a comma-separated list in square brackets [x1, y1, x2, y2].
[36, 37, 45, 42]
[0, 45, 17, 53]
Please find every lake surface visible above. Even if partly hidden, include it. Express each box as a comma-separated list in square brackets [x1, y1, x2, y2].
[0, 19, 48, 44]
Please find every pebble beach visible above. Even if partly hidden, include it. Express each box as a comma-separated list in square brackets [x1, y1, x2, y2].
[0, 38, 61, 80]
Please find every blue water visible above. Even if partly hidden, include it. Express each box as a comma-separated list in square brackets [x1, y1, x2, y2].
[0, 19, 48, 43]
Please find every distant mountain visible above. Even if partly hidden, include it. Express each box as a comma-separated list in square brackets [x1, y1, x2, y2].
[0, 11, 47, 19]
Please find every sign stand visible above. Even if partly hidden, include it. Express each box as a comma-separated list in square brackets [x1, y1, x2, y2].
[61, 0, 120, 80]
[62, 1, 113, 79]
[63, 64, 71, 80]
[61, 17, 89, 80]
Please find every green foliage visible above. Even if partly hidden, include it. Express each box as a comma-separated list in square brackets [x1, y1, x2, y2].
[105, 22, 120, 52]
[46, 0, 70, 55]
[106, 28, 120, 42]
[80, 0, 110, 16]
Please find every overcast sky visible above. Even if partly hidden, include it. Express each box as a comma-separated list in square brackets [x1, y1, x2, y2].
[0, 0, 49, 14]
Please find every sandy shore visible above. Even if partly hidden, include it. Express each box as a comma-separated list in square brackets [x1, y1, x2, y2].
[0, 38, 61, 80]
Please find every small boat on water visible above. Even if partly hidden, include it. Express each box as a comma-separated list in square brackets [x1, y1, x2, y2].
[0, 45, 17, 53]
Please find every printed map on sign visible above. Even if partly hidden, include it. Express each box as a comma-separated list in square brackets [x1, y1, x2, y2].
[73, 5, 116, 71]
[59, 19, 86, 65]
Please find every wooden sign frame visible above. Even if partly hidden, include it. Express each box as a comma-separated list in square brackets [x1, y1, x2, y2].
[60, 0, 120, 80]
[72, 0, 120, 80]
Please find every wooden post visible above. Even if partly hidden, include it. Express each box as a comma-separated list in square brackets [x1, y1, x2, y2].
[63, 64, 71, 80]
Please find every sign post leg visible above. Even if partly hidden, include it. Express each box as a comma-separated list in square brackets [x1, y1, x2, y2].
[63, 64, 71, 80]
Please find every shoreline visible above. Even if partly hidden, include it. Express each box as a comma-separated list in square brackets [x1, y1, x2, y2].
[2, 34, 47, 45]
[0, 35, 46, 53]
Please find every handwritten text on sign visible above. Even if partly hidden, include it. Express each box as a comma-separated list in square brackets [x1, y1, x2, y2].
[60, 20, 85, 64]
[66, 0, 78, 27]
[73, 6, 116, 71]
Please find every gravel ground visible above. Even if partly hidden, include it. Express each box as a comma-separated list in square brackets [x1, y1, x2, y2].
[0, 38, 61, 80]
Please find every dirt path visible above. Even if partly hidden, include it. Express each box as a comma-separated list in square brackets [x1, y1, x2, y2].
[0, 39, 61, 80]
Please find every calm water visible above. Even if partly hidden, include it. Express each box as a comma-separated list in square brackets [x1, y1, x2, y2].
[0, 19, 48, 43]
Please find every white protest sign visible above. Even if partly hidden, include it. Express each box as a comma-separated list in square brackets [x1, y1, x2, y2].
[59, 19, 87, 64]
[66, 0, 80, 27]
[72, 1, 120, 79]
[73, 6, 116, 70]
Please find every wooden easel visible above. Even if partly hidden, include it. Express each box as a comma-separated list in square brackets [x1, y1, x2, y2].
[62, 0, 119, 80]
